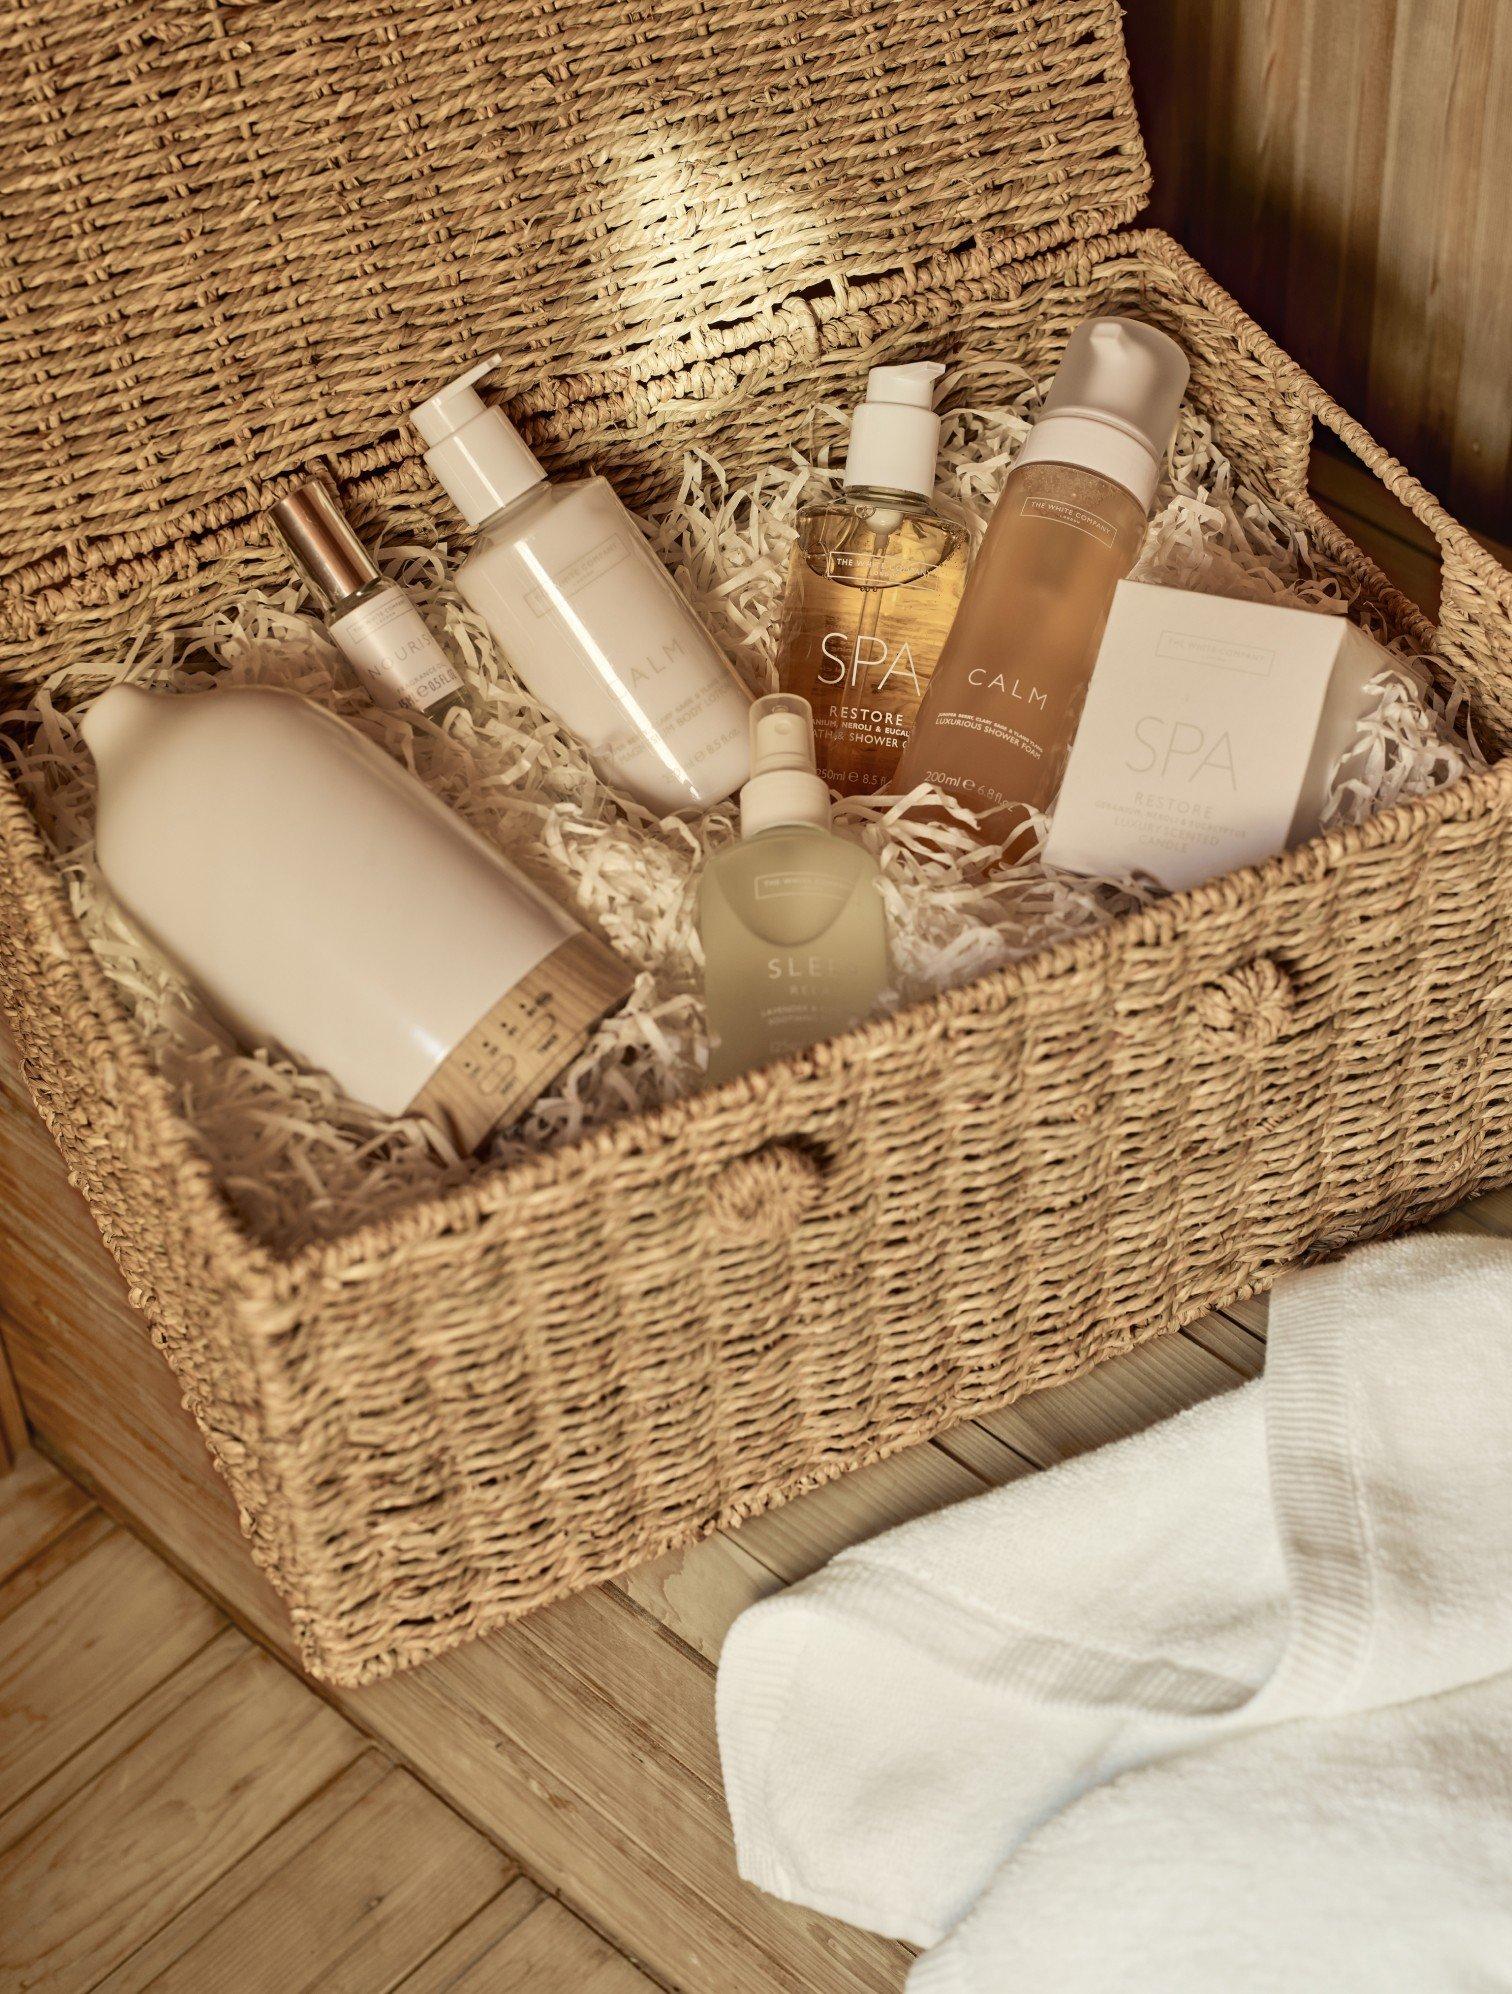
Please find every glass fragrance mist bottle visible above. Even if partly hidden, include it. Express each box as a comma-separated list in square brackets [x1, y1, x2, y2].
[411, 358, 752, 815]
[699, 695, 888, 1084]
[777, 362, 967, 795]
[894, 318, 1189, 834]
[268, 480, 464, 718]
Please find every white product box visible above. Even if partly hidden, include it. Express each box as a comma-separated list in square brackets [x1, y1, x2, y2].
[1043, 581, 1392, 891]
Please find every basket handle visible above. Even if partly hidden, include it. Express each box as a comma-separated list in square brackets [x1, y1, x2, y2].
[1284, 388, 1512, 751]
[706, 1143, 824, 1242]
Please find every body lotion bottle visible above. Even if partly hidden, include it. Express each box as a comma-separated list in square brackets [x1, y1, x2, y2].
[894, 318, 1189, 833]
[699, 695, 888, 1083]
[412, 359, 752, 814]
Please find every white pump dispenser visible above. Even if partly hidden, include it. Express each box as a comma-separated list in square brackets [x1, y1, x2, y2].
[411, 357, 753, 815]
[841, 361, 947, 499]
[412, 355, 547, 528]
[1013, 317, 1189, 510]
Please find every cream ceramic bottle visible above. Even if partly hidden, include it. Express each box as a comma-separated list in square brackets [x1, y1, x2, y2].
[268, 479, 464, 718]
[776, 361, 967, 795]
[699, 695, 888, 1083]
[895, 318, 1189, 832]
[81, 684, 632, 1151]
[411, 358, 752, 814]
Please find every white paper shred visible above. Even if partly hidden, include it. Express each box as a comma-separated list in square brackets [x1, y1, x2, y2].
[0, 380, 1484, 1251]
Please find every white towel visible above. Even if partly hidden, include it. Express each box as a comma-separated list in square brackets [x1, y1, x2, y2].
[910, 1670, 1512, 1992]
[717, 1231, 1512, 1980]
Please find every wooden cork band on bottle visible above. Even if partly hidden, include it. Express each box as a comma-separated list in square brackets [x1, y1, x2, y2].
[408, 931, 633, 1154]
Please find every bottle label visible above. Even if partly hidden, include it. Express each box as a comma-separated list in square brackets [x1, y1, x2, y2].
[521, 531, 630, 614]
[463, 482, 750, 812]
[407, 932, 632, 1153]
[896, 464, 1147, 818]
[778, 539, 967, 796]
[332, 587, 463, 713]
[753, 870, 852, 909]
[1018, 492, 1120, 547]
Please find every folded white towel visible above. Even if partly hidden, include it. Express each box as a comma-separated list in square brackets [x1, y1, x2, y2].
[910, 1668, 1512, 1993]
[718, 1231, 1512, 1972]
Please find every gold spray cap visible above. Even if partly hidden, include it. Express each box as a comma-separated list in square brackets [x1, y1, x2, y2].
[266, 479, 378, 608]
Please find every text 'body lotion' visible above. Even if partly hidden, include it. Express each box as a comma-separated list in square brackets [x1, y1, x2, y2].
[776, 361, 967, 795]
[894, 318, 1188, 835]
[412, 358, 752, 814]
[699, 695, 889, 1084]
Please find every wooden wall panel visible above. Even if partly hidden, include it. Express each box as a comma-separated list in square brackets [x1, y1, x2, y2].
[1125, 0, 1512, 541]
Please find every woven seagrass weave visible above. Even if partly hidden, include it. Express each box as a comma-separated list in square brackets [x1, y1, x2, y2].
[0, 0, 1147, 649]
[2, 0, 1512, 1684]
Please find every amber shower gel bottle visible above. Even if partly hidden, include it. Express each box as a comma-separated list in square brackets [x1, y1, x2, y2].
[776, 362, 967, 794]
[895, 318, 1188, 830]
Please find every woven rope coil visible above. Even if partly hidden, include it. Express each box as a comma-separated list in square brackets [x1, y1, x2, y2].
[1194, 959, 1296, 1053]
[706, 1145, 825, 1241]
[1, 1, 1511, 1686]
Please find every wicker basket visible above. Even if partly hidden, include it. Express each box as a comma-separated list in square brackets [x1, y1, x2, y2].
[4, 0, 1512, 1685]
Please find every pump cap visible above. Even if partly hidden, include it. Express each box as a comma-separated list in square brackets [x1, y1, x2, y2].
[739, 694, 831, 837]
[410, 356, 546, 528]
[1017, 318, 1189, 509]
[842, 360, 946, 500]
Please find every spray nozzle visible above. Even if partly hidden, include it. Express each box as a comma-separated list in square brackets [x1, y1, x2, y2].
[749, 694, 816, 777]
[864, 360, 947, 409]
[411, 355, 504, 448]
[739, 695, 831, 836]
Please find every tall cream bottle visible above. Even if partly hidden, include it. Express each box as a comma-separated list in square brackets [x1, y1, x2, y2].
[411, 358, 752, 814]
[895, 319, 1188, 833]
[81, 684, 632, 1150]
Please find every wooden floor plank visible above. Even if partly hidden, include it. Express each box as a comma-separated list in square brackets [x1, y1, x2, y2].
[0, 1629, 246, 1855]
[621, 1439, 994, 1667]
[95, 1754, 391, 1991]
[1454, 1187, 1512, 1236]
[397, 1879, 546, 1992]
[0, 1446, 92, 1586]
[112, 1762, 513, 1994]
[971, 1328, 1247, 1470]
[445, 1894, 660, 1993]
[618, 1535, 782, 1666]
[0, 1644, 363, 1991]
[0, 1517, 223, 1813]
[1182, 1312, 1266, 1377]
[0, 1330, 27, 1469]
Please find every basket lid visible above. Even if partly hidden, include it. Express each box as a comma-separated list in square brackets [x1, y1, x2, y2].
[0, 0, 1148, 635]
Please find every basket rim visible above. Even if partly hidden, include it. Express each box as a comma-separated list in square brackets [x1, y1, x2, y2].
[4, 224, 1511, 1305]
[9, 718, 1509, 1308]
[7, 228, 1509, 646]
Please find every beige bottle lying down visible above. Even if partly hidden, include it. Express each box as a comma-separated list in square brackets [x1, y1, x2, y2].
[81, 684, 633, 1152]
